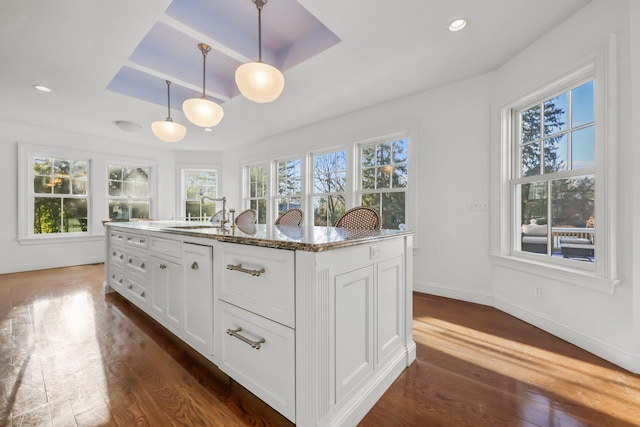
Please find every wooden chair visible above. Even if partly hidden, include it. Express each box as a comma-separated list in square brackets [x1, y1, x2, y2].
[334, 206, 381, 230]
[235, 209, 257, 227]
[275, 208, 304, 226]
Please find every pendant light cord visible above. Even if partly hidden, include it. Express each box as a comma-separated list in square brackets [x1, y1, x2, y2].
[254, 0, 266, 63]
[165, 80, 173, 121]
[198, 43, 211, 98]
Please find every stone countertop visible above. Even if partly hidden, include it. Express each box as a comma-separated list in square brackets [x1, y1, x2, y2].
[106, 220, 413, 252]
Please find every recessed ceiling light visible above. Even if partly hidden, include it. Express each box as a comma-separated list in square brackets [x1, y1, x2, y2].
[115, 120, 142, 132]
[203, 128, 213, 132]
[34, 85, 52, 92]
[448, 19, 468, 32]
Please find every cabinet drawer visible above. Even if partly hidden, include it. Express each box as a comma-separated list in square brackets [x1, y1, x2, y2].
[126, 232, 149, 250]
[219, 301, 295, 422]
[109, 229, 126, 245]
[125, 276, 148, 306]
[219, 244, 294, 327]
[149, 236, 181, 260]
[108, 264, 125, 291]
[125, 252, 149, 278]
[109, 246, 125, 265]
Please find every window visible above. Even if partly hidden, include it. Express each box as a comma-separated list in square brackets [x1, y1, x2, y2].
[182, 169, 218, 220]
[276, 159, 302, 217]
[359, 138, 408, 229]
[108, 164, 151, 220]
[247, 164, 268, 224]
[515, 80, 595, 264]
[312, 150, 347, 225]
[32, 156, 89, 234]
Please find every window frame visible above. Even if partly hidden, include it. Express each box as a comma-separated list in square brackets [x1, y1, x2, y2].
[274, 156, 304, 222]
[107, 162, 153, 221]
[245, 162, 269, 224]
[492, 44, 618, 293]
[310, 148, 348, 226]
[179, 168, 219, 221]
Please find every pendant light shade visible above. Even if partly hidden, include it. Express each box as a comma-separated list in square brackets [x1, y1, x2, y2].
[183, 43, 224, 127]
[152, 80, 186, 143]
[235, 0, 284, 103]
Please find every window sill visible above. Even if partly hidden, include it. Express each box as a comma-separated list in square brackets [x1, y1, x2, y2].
[490, 254, 619, 295]
[17, 234, 105, 246]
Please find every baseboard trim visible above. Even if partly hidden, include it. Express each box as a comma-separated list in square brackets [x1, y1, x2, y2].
[0, 257, 104, 274]
[413, 280, 493, 306]
[494, 296, 636, 373]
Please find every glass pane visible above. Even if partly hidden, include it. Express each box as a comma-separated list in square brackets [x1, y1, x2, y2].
[53, 159, 70, 175]
[130, 201, 149, 219]
[361, 193, 380, 213]
[392, 139, 408, 163]
[33, 157, 52, 175]
[72, 178, 87, 195]
[572, 126, 595, 169]
[392, 164, 408, 188]
[108, 165, 122, 180]
[63, 198, 88, 232]
[313, 196, 328, 226]
[381, 192, 405, 229]
[543, 134, 568, 173]
[108, 180, 122, 197]
[362, 168, 375, 190]
[250, 182, 257, 198]
[257, 199, 267, 224]
[520, 182, 548, 254]
[543, 93, 567, 136]
[185, 172, 197, 187]
[314, 173, 327, 193]
[521, 141, 541, 177]
[34, 197, 61, 234]
[186, 186, 197, 199]
[185, 201, 201, 220]
[552, 176, 595, 262]
[335, 151, 347, 170]
[258, 180, 266, 197]
[361, 145, 376, 168]
[332, 171, 346, 191]
[377, 143, 391, 166]
[135, 168, 149, 183]
[521, 105, 541, 143]
[71, 161, 87, 178]
[109, 201, 129, 220]
[135, 182, 148, 198]
[123, 181, 135, 197]
[377, 167, 391, 189]
[122, 167, 135, 181]
[572, 81, 594, 127]
[34, 176, 52, 194]
[53, 177, 70, 194]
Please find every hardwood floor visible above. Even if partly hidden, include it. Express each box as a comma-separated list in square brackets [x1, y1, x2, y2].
[1, 264, 639, 426]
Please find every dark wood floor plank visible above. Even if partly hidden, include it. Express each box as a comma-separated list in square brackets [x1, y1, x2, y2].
[1, 265, 639, 427]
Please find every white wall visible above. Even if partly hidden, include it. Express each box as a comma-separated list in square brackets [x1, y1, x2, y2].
[490, 0, 637, 371]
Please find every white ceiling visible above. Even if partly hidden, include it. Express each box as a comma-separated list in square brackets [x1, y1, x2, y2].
[0, 0, 591, 151]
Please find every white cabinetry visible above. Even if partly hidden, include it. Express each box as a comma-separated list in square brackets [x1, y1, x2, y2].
[182, 243, 213, 357]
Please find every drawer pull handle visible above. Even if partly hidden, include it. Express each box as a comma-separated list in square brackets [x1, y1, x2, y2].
[111, 274, 115, 279]
[128, 258, 132, 264]
[226, 263, 265, 277]
[127, 237, 132, 241]
[120, 255, 124, 260]
[139, 239, 145, 244]
[140, 262, 145, 269]
[140, 291, 145, 298]
[128, 284, 133, 290]
[119, 278, 123, 283]
[226, 327, 265, 350]
[160, 264, 166, 270]
[191, 262, 199, 270]
[112, 251, 116, 256]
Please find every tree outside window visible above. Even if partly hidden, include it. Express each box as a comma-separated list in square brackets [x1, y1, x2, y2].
[313, 150, 346, 226]
[359, 138, 408, 229]
[33, 157, 89, 234]
[276, 159, 302, 217]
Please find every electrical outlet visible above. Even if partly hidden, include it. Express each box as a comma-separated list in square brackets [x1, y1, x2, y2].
[534, 286, 543, 297]
[370, 245, 381, 259]
[468, 201, 489, 211]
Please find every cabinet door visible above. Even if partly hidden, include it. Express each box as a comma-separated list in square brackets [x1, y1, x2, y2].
[335, 265, 374, 403]
[150, 257, 183, 333]
[182, 243, 213, 356]
[376, 256, 404, 365]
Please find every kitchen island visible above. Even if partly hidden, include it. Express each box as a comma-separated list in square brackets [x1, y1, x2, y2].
[104, 220, 415, 426]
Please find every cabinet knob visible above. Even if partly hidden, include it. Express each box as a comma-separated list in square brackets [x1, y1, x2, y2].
[160, 264, 166, 270]
[128, 284, 133, 289]
[128, 258, 133, 264]
[139, 239, 145, 244]
[119, 278, 123, 283]
[120, 254, 124, 260]
[111, 274, 115, 279]
[140, 291, 145, 298]
[140, 262, 145, 269]
[112, 251, 116, 256]
[191, 261, 199, 270]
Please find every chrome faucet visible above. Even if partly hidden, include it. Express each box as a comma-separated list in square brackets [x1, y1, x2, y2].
[200, 196, 227, 226]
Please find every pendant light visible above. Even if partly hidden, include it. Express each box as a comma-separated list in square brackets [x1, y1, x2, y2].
[235, 0, 284, 103]
[152, 80, 186, 143]
[183, 43, 224, 127]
